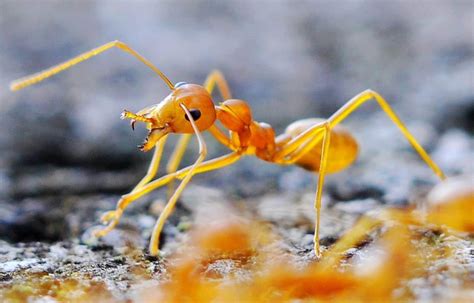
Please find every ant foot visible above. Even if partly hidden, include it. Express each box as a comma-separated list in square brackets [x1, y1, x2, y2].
[93, 227, 111, 238]
[100, 210, 117, 224]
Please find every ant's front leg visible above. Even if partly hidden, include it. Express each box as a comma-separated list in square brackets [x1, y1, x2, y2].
[96, 149, 243, 238]
[165, 70, 233, 197]
[94, 135, 168, 238]
[165, 134, 192, 199]
[94, 151, 241, 253]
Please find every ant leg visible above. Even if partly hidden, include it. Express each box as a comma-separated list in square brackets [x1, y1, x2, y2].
[134, 135, 168, 191]
[204, 70, 236, 149]
[149, 154, 243, 255]
[118, 152, 242, 210]
[10, 40, 174, 91]
[166, 134, 192, 198]
[275, 128, 326, 165]
[276, 123, 331, 257]
[328, 89, 445, 179]
[94, 136, 168, 237]
[320, 216, 381, 269]
[276, 90, 445, 180]
[274, 89, 445, 256]
[95, 152, 241, 238]
[320, 207, 421, 268]
[204, 70, 232, 100]
[313, 123, 331, 258]
[273, 122, 327, 161]
[94, 104, 208, 242]
[148, 103, 207, 256]
[273, 123, 329, 257]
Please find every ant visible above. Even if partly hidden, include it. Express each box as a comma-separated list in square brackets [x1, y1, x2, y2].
[10, 41, 446, 257]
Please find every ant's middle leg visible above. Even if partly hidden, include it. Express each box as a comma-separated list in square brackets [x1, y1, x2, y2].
[313, 122, 331, 258]
[204, 69, 232, 100]
[205, 70, 236, 149]
[274, 122, 331, 257]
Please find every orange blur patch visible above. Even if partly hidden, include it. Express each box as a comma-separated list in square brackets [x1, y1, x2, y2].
[427, 177, 474, 232]
[428, 199, 474, 232]
[157, 258, 218, 303]
[193, 220, 253, 255]
[259, 265, 358, 299]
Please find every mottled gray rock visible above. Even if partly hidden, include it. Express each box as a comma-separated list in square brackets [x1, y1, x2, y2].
[432, 129, 474, 175]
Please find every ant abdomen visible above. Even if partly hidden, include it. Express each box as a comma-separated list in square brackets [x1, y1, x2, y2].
[285, 118, 359, 173]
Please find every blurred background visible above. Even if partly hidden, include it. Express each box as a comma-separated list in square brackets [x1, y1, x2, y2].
[0, 0, 472, 244]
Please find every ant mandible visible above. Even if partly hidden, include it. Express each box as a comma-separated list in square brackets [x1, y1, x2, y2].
[10, 41, 446, 257]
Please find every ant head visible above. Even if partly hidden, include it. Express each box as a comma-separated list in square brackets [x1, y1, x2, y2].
[124, 83, 216, 151]
[159, 82, 217, 132]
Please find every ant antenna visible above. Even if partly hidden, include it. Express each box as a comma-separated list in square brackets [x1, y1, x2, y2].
[10, 41, 175, 91]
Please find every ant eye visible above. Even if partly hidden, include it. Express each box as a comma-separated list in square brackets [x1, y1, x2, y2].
[184, 109, 201, 122]
[174, 82, 187, 88]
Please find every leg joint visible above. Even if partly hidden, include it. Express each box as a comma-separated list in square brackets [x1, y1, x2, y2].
[111, 40, 123, 46]
[363, 89, 384, 103]
[200, 145, 208, 159]
[323, 120, 332, 131]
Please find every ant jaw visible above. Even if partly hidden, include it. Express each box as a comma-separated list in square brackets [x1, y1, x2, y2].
[138, 127, 170, 152]
[121, 110, 154, 126]
[120, 109, 170, 152]
[121, 109, 163, 132]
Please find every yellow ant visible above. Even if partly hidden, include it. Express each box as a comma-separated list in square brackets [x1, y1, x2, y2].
[10, 41, 446, 257]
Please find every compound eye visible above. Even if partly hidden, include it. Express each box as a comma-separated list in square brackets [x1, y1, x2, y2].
[184, 109, 201, 121]
[174, 82, 187, 88]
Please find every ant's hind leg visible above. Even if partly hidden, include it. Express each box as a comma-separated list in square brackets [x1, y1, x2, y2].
[328, 89, 445, 179]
